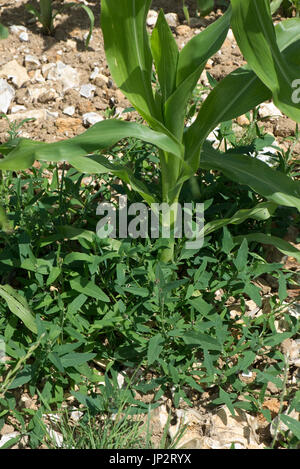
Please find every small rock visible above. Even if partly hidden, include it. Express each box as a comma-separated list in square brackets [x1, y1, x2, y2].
[189, 17, 207, 28]
[0, 424, 15, 436]
[164, 13, 179, 28]
[70, 409, 83, 422]
[80, 83, 96, 99]
[176, 25, 191, 37]
[259, 102, 283, 119]
[38, 89, 57, 103]
[90, 67, 100, 81]
[24, 54, 41, 70]
[93, 74, 109, 88]
[11, 105, 26, 113]
[47, 61, 80, 92]
[19, 32, 29, 42]
[0, 78, 15, 114]
[10, 25, 27, 34]
[55, 117, 82, 133]
[31, 69, 45, 83]
[63, 105, 75, 116]
[236, 114, 250, 126]
[82, 112, 104, 126]
[0, 432, 19, 448]
[0, 60, 30, 89]
[146, 10, 158, 27]
[227, 28, 235, 42]
[7, 109, 48, 123]
[46, 427, 64, 448]
[205, 58, 213, 70]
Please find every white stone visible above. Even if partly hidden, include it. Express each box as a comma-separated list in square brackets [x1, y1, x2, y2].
[11, 105, 26, 113]
[90, 67, 100, 81]
[46, 61, 80, 92]
[80, 83, 96, 99]
[146, 10, 158, 27]
[70, 409, 83, 422]
[0, 79, 15, 114]
[0, 432, 19, 448]
[27, 85, 50, 103]
[24, 54, 41, 70]
[227, 28, 235, 42]
[63, 105, 75, 116]
[82, 112, 104, 126]
[259, 102, 283, 119]
[164, 13, 179, 28]
[7, 109, 49, 122]
[46, 428, 63, 448]
[19, 32, 29, 42]
[0, 60, 29, 88]
[10, 25, 27, 34]
[32, 69, 45, 83]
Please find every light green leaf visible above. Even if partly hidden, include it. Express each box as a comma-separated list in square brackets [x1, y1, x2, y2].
[60, 352, 96, 368]
[185, 17, 300, 160]
[280, 414, 300, 439]
[0, 120, 185, 204]
[147, 333, 164, 365]
[0, 23, 9, 39]
[234, 233, 300, 264]
[164, 8, 231, 140]
[151, 10, 179, 101]
[101, 0, 156, 119]
[182, 331, 221, 351]
[199, 143, 300, 211]
[0, 285, 37, 334]
[231, 0, 300, 122]
[204, 202, 277, 236]
[70, 277, 110, 303]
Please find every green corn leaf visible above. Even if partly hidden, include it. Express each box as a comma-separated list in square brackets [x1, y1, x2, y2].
[164, 8, 231, 140]
[0, 120, 185, 204]
[0, 285, 37, 334]
[176, 7, 231, 87]
[101, 0, 156, 120]
[185, 17, 300, 160]
[204, 202, 277, 236]
[199, 143, 300, 211]
[270, 0, 283, 15]
[233, 233, 300, 264]
[197, 0, 215, 16]
[231, 0, 300, 122]
[151, 10, 179, 102]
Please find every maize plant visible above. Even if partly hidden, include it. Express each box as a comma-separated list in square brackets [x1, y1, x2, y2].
[26, 0, 94, 46]
[0, 0, 300, 263]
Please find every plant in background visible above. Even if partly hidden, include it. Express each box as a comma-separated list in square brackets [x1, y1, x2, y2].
[271, 0, 300, 16]
[0, 23, 8, 39]
[0, 0, 299, 264]
[26, 0, 94, 46]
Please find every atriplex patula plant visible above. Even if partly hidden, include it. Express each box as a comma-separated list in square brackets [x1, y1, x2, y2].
[0, 0, 300, 263]
[26, 0, 94, 46]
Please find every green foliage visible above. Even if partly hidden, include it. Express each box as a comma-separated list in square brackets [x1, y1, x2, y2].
[0, 23, 8, 39]
[1, 0, 299, 263]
